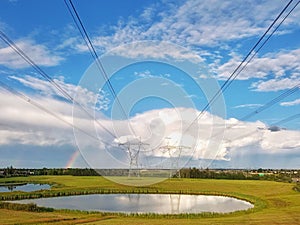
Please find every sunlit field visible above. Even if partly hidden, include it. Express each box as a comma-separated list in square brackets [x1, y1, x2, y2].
[0, 176, 299, 224]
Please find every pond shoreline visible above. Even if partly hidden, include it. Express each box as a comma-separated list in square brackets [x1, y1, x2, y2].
[0, 182, 27, 186]
[0, 187, 262, 217]
[8, 193, 254, 214]
[0, 183, 51, 193]
[0, 176, 269, 218]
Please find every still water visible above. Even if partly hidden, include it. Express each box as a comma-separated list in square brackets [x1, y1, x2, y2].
[0, 183, 51, 192]
[12, 194, 253, 214]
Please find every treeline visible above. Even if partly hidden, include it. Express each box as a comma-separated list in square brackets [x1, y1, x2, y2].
[1, 166, 297, 182]
[0, 167, 99, 177]
[179, 168, 293, 182]
[35, 168, 99, 176]
[179, 168, 257, 180]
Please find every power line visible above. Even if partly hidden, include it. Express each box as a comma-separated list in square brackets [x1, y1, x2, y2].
[184, 0, 296, 132]
[222, 0, 300, 94]
[63, 0, 299, 153]
[184, 0, 299, 141]
[0, 30, 117, 139]
[226, 111, 300, 144]
[240, 83, 299, 121]
[272, 112, 300, 127]
[209, 81, 299, 140]
[0, 31, 73, 101]
[64, 0, 134, 132]
[0, 80, 112, 145]
[210, 0, 295, 108]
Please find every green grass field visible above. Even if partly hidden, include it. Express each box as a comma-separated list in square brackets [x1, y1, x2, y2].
[0, 176, 299, 224]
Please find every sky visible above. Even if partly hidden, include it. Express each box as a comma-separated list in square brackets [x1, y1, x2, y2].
[0, 0, 300, 169]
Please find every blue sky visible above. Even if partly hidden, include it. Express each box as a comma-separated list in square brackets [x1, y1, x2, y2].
[0, 0, 300, 169]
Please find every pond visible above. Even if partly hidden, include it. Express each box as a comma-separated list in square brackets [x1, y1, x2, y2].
[11, 194, 253, 214]
[0, 183, 51, 192]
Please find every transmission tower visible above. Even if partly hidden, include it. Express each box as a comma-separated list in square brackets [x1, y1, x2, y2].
[119, 137, 149, 177]
[159, 138, 191, 178]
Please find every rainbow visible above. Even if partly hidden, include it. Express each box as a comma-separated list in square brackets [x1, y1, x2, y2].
[65, 150, 80, 168]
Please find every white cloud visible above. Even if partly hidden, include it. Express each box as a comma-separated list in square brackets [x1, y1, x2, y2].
[57, 0, 300, 93]
[54, 0, 300, 85]
[0, 39, 64, 69]
[280, 98, 300, 106]
[95, 107, 300, 164]
[107, 41, 203, 63]
[261, 129, 300, 151]
[144, 0, 268, 46]
[1, 84, 300, 167]
[134, 70, 172, 79]
[217, 49, 300, 81]
[215, 48, 300, 91]
[55, 37, 80, 51]
[184, 94, 198, 99]
[0, 88, 110, 148]
[0, 91, 74, 146]
[9, 75, 110, 110]
[1, 0, 300, 168]
[140, 4, 156, 22]
[251, 78, 300, 92]
[134, 70, 155, 78]
[74, 0, 299, 54]
[233, 104, 263, 109]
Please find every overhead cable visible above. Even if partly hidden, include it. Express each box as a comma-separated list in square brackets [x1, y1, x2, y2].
[184, 0, 296, 133]
[0, 31, 117, 139]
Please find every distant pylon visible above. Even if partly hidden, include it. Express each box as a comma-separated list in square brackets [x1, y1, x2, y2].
[159, 137, 191, 178]
[119, 137, 149, 177]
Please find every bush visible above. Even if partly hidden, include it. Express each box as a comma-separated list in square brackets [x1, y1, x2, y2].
[0, 201, 54, 212]
[293, 184, 300, 192]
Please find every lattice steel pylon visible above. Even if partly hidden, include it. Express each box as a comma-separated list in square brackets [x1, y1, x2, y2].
[119, 137, 149, 177]
[159, 138, 191, 178]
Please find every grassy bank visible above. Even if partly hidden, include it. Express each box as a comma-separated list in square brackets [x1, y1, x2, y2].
[0, 176, 299, 224]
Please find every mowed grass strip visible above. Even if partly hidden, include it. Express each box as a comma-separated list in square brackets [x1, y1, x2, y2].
[0, 176, 299, 225]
